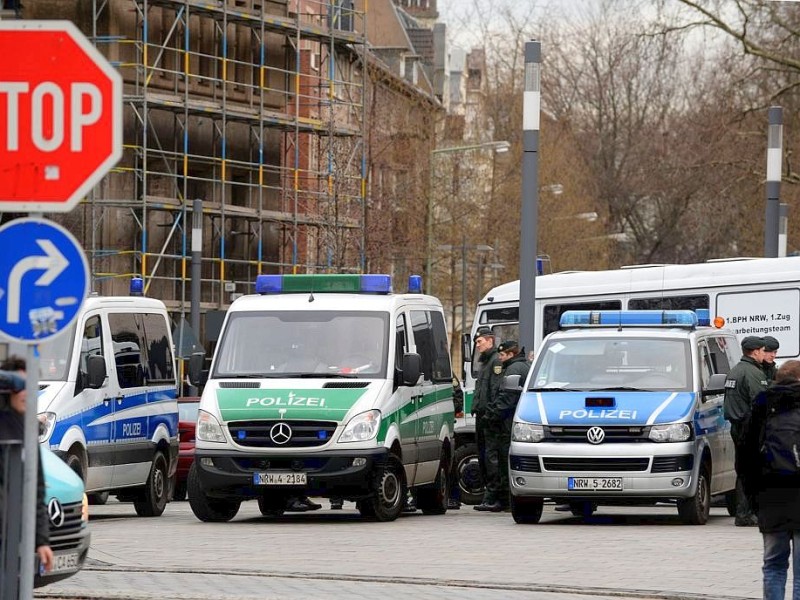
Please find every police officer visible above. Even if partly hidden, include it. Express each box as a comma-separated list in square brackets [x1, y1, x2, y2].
[471, 326, 504, 512]
[762, 335, 780, 382]
[724, 336, 768, 527]
[481, 341, 530, 512]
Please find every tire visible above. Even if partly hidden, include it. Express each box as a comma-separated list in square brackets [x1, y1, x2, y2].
[88, 491, 109, 505]
[511, 495, 543, 524]
[678, 465, 711, 525]
[173, 481, 187, 501]
[187, 463, 240, 522]
[416, 459, 448, 515]
[65, 450, 85, 480]
[569, 501, 596, 518]
[358, 454, 405, 522]
[724, 490, 737, 517]
[133, 452, 169, 517]
[257, 495, 286, 518]
[453, 443, 484, 505]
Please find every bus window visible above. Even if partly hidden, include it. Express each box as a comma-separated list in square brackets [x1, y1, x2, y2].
[628, 295, 709, 311]
[542, 300, 622, 338]
[480, 306, 519, 324]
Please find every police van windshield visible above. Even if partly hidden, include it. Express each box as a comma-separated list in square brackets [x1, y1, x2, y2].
[213, 311, 390, 379]
[36, 325, 76, 381]
[529, 337, 691, 392]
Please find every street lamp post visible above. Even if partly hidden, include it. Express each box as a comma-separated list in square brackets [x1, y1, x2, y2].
[426, 140, 510, 294]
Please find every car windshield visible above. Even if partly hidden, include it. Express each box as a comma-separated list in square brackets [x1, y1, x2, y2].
[36, 325, 76, 381]
[179, 401, 200, 422]
[212, 310, 390, 378]
[529, 337, 691, 392]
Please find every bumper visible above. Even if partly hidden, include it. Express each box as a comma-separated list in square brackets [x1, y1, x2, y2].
[509, 441, 698, 502]
[34, 528, 91, 588]
[195, 447, 390, 500]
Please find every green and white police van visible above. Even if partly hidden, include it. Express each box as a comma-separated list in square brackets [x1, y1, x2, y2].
[188, 274, 455, 522]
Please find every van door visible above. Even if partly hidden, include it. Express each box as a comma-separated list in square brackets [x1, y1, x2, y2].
[75, 313, 115, 491]
[107, 312, 151, 488]
[409, 309, 438, 486]
[394, 311, 418, 486]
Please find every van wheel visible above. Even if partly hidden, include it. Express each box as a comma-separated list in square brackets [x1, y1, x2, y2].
[88, 492, 109, 505]
[65, 450, 85, 480]
[359, 454, 405, 522]
[258, 495, 285, 518]
[133, 452, 169, 517]
[724, 490, 737, 517]
[569, 502, 597, 518]
[511, 496, 543, 524]
[678, 465, 711, 525]
[187, 463, 240, 522]
[453, 443, 484, 505]
[416, 458, 448, 515]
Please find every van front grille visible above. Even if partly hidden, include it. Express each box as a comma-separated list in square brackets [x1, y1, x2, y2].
[542, 457, 649, 472]
[228, 420, 338, 447]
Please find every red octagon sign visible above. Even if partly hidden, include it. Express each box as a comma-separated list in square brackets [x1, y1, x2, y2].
[0, 21, 122, 213]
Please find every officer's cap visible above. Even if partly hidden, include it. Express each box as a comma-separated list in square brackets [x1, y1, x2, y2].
[763, 336, 780, 352]
[741, 336, 765, 351]
[474, 326, 494, 341]
[497, 340, 519, 354]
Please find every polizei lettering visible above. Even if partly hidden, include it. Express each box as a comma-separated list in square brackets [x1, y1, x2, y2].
[559, 409, 638, 420]
[245, 392, 326, 408]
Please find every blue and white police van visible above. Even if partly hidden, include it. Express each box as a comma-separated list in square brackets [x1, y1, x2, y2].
[36, 279, 179, 516]
[509, 310, 739, 525]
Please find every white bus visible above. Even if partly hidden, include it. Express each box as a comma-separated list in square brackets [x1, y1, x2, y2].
[452, 256, 800, 505]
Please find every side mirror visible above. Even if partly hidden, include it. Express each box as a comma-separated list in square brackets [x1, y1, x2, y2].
[702, 373, 728, 398]
[86, 355, 107, 389]
[401, 353, 422, 386]
[503, 373, 523, 392]
[461, 333, 472, 366]
[188, 352, 208, 387]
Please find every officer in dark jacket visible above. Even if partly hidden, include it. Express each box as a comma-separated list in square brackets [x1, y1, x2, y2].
[738, 360, 800, 600]
[724, 336, 768, 527]
[471, 326, 503, 512]
[762, 336, 780, 383]
[479, 341, 530, 512]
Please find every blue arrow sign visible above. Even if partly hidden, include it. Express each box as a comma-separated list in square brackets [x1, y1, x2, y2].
[0, 218, 89, 343]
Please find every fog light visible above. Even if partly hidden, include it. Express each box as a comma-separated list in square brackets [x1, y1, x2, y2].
[352, 458, 367, 467]
[515, 477, 527, 486]
[201, 457, 214, 467]
[671, 477, 684, 487]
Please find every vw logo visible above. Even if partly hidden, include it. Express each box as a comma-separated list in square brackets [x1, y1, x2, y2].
[586, 426, 606, 445]
[48, 498, 64, 528]
[269, 422, 292, 445]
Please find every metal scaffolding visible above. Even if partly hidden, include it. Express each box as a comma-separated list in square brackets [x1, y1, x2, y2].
[83, 0, 368, 311]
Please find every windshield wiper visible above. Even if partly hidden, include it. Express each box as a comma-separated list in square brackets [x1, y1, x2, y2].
[217, 373, 287, 379]
[589, 386, 645, 392]
[527, 387, 582, 392]
[284, 373, 359, 379]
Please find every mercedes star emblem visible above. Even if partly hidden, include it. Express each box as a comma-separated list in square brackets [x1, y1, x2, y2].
[586, 426, 606, 445]
[48, 497, 65, 528]
[269, 422, 292, 445]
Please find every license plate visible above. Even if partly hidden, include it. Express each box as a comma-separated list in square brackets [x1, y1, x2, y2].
[50, 551, 80, 574]
[253, 471, 307, 486]
[568, 477, 623, 491]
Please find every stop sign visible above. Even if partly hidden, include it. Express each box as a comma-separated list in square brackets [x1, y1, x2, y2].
[0, 21, 122, 213]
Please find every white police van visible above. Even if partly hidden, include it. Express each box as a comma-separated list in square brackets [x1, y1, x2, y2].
[509, 309, 739, 525]
[188, 274, 455, 522]
[36, 279, 179, 516]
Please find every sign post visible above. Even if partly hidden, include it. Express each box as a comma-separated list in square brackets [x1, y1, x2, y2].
[0, 20, 122, 598]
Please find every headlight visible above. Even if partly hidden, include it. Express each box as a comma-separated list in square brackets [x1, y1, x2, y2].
[196, 410, 226, 443]
[339, 410, 381, 443]
[649, 422, 692, 443]
[37, 412, 56, 443]
[512, 422, 544, 443]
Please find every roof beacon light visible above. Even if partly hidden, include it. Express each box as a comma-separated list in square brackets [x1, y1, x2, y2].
[130, 276, 144, 296]
[560, 310, 699, 329]
[694, 309, 710, 327]
[255, 274, 392, 295]
[408, 275, 423, 294]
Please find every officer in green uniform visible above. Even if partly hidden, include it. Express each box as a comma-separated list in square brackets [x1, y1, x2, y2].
[724, 335, 768, 527]
[762, 336, 780, 382]
[471, 326, 503, 512]
[481, 340, 531, 512]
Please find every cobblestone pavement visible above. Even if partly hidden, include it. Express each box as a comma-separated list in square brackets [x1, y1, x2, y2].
[37, 499, 766, 600]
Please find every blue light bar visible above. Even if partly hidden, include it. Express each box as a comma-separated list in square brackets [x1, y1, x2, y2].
[130, 276, 144, 296]
[560, 310, 699, 328]
[255, 274, 282, 294]
[695, 309, 710, 327]
[317, 430, 328, 440]
[408, 275, 423, 294]
[360, 274, 392, 294]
